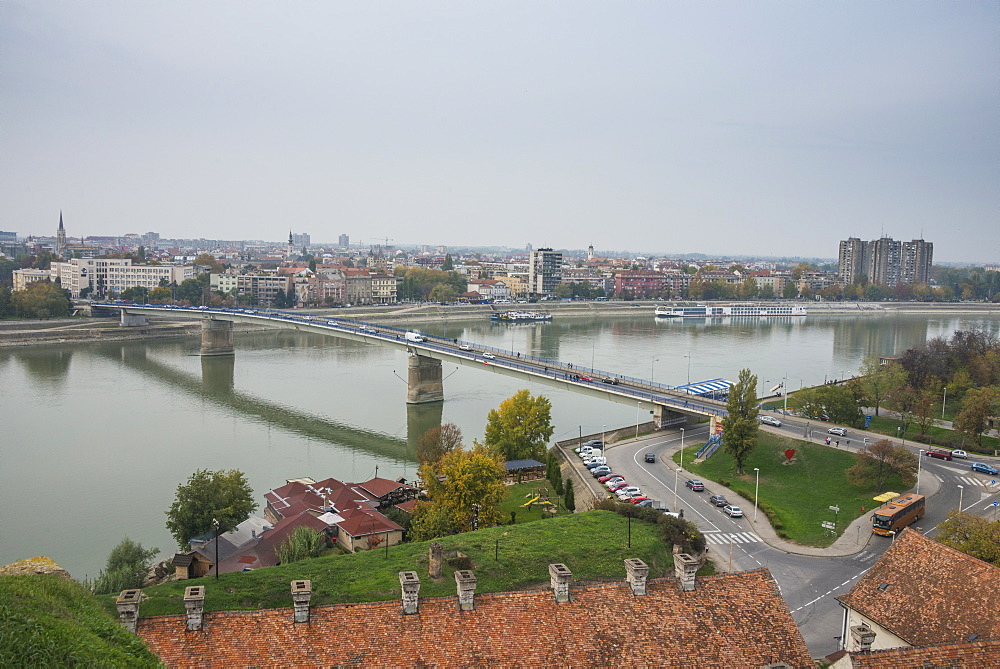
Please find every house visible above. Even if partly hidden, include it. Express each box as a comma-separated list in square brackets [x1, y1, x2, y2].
[134, 561, 814, 667]
[834, 528, 1000, 658]
[828, 638, 1000, 668]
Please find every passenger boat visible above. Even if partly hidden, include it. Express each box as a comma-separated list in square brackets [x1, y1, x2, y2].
[490, 310, 553, 322]
[654, 303, 807, 318]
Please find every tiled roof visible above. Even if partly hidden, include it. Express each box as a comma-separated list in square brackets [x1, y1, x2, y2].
[847, 638, 1000, 668]
[137, 568, 812, 668]
[336, 507, 404, 538]
[356, 476, 416, 498]
[836, 528, 1000, 647]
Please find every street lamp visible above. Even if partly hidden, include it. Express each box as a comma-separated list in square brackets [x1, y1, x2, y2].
[685, 351, 691, 385]
[673, 465, 679, 511]
[753, 468, 760, 521]
[212, 517, 220, 581]
[942, 387, 948, 420]
[916, 450, 924, 494]
[958, 485, 964, 512]
[782, 373, 789, 415]
[679, 428, 685, 469]
[602, 424, 606, 445]
[651, 357, 659, 385]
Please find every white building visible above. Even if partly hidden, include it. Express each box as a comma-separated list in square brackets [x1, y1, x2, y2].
[50, 258, 194, 298]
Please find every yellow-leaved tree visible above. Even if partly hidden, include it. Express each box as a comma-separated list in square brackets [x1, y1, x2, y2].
[411, 445, 506, 541]
[483, 389, 554, 462]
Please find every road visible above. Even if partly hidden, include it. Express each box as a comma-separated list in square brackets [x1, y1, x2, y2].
[599, 424, 1000, 657]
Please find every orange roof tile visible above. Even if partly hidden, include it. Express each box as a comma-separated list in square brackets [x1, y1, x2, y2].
[847, 637, 1000, 668]
[836, 529, 1000, 647]
[137, 568, 811, 667]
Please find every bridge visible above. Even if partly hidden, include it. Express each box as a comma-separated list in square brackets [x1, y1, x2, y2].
[93, 302, 729, 429]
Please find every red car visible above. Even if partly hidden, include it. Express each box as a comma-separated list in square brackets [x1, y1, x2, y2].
[925, 449, 953, 461]
[630, 496, 652, 505]
[598, 474, 621, 483]
[608, 481, 630, 492]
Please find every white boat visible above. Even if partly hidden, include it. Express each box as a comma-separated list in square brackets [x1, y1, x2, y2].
[654, 303, 807, 318]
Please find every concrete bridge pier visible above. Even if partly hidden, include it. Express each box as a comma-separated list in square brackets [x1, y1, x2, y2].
[120, 311, 148, 327]
[654, 404, 689, 429]
[200, 319, 235, 356]
[406, 354, 444, 404]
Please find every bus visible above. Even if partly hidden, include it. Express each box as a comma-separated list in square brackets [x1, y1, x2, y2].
[871, 494, 925, 536]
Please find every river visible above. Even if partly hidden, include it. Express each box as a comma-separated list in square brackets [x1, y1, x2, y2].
[2, 310, 998, 579]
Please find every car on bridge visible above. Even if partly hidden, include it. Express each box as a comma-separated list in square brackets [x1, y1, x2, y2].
[482, 352, 496, 360]
[971, 462, 999, 475]
[458, 344, 472, 351]
[685, 480, 705, 492]
[760, 416, 782, 427]
[602, 377, 619, 385]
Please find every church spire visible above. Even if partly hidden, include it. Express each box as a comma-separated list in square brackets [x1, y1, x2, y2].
[56, 211, 67, 257]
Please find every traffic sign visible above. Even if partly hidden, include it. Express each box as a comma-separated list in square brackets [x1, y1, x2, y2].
[821, 521, 836, 529]
[864, 415, 872, 428]
[829, 506, 840, 512]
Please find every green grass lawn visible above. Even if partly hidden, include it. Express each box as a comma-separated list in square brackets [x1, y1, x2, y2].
[864, 415, 999, 454]
[500, 481, 565, 523]
[677, 433, 911, 547]
[98, 511, 695, 618]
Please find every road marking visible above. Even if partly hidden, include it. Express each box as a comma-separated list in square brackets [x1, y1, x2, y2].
[703, 532, 762, 545]
[790, 567, 870, 614]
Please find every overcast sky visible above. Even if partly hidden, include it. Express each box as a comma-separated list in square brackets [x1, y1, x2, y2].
[2, 2, 997, 262]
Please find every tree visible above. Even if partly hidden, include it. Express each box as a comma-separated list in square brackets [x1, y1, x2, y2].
[11, 280, 71, 319]
[120, 286, 150, 303]
[165, 469, 257, 548]
[88, 537, 159, 595]
[416, 423, 463, 465]
[413, 445, 506, 540]
[722, 369, 759, 474]
[955, 387, 1000, 448]
[441, 253, 454, 271]
[857, 356, 907, 417]
[483, 389, 555, 462]
[782, 281, 799, 299]
[193, 253, 224, 273]
[429, 283, 458, 303]
[564, 478, 576, 512]
[845, 439, 917, 492]
[175, 277, 206, 304]
[409, 501, 460, 542]
[935, 511, 1000, 566]
[276, 526, 325, 564]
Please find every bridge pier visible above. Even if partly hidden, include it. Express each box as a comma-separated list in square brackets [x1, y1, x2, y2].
[120, 311, 148, 327]
[200, 320, 234, 356]
[406, 354, 443, 404]
[654, 404, 689, 429]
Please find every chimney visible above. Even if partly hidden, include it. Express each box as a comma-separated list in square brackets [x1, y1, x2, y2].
[399, 571, 420, 614]
[674, 553, 698, 591]
[428, 542, 443, 579]
[850, 625, 876, 652]
[454, 569, 476, 611]
[115, 589, 142, 632]
[291, 580, 312, 623]
[548, 563, 572, 603]
[184, 586, 205, 631]
[624, 558, 649, 596]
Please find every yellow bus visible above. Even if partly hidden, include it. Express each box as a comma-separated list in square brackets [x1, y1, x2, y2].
[872, 494, 925, 536]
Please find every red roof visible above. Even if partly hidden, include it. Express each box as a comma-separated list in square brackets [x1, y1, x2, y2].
[336, 507, 403, 538]
[357, 477, 415, 498]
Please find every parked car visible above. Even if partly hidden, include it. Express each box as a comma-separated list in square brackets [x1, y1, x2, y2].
[926, 449, 953, 461]
[608, 481, 630, 492]
[971, 462, 999, 475]
[644, 453, 656, 463]
[685, 480, 705, 492]
[760, 416, 782, 427]
[598, 474, 621, 483]
[951, 450, 968, 459]
[591, 464, 611, 474]
[709, 494, 728, 507]
[635, 499, 654, 508]
[630, 496, 652, 505]
[616, 486, 641, 498]
[827, 427, 847, 436]
[723, 505, 744, 518]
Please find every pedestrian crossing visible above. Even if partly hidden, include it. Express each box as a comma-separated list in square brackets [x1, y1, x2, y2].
[703, 531, 762, 545]
[955, 476, 996, 487]
[851, 551, 876, 562]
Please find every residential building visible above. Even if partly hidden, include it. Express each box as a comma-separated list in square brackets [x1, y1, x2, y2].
[837, 236, 933, 287]
[614, 270, 672, 298]
[338, 234, 349, 248]
[901, 239, 933, 285]
[528, 247, 562, 297]
[370, 273, 399, 304]
[835, 528, 1000, 654]
[235, 274, 292, 307]
[50, 258, 194, 298]
[838, 237, 867, 284]
[345, 269, 373, 305]
[467, 278, 511, 301]
[136, 565, 812, 667]
[12, 268, 52, 292]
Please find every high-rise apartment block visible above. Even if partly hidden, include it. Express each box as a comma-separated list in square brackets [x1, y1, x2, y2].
[338, 234, 350, 248]
[528, 248, 562, 296]
[837, 237, 932, 286]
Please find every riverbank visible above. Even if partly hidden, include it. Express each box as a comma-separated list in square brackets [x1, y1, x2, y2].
[2, 300, 998, 347]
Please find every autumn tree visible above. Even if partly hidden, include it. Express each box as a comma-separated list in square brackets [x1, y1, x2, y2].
[935, 511, 1000, 566]
[413, 445, 506, 540]
[482, 389, 554, 462]
[955, 387, 1000, 448]
[193, 253, 224, 273]
[845, 439, 917, 493]
[722, 368, 759, 474]
[165, 469, 258, 548]
[416, 423, 463, 465]
[11, 280, 71, 319]
[857, 356, 907, 417]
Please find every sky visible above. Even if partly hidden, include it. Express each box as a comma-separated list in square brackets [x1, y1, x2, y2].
[2, 2, 997, 262]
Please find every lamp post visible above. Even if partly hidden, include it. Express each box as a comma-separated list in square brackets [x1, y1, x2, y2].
[651, 357, 659, 385]
[958, 485, 964, 512]
[942, 387, 948, 420]
[753, 468, 760, 521]
[673, 465, 679, 511]
[212, 517, 220, 581]
[685, 351, 691, 385]
[679, 428, 685, 469]
[782, 373, 789, 415]
[602, 424, 606, 446]
[916, 450, 924, 494]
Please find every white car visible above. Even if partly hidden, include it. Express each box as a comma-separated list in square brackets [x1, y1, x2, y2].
[723, 505, 743, 518]
[760, 416, 782, 427]
[482, 352, 496, 360]
[827, 427, 847, 437]
[951, 449, 968, 459]
[458, 344, 472, 351]
[616, 486, 641, 499]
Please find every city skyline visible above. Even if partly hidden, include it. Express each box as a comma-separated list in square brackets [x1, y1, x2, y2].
[2, 2, 997, 263]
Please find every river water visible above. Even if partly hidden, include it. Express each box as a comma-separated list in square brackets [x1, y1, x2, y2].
[3, 311, 998, 578]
